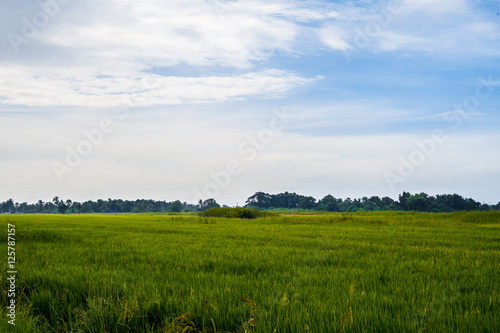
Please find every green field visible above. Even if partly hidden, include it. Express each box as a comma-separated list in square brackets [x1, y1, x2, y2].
[1, 211, 499, 332]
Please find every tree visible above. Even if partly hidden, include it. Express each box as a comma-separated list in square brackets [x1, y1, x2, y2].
[169, 200, 183, 212]
[398, 192, 411, 210]
[316, 195, 340, 212]
[245, 192, 273, 209]
[37, 200, 44, 213]
[406, 193, 429, 211]
[65, 199, 73, 212]
[198, 198, 220, 211]
[0, 192, 495, 214]
[297, 196, 316, 210]
[73, 202, 82, 214]
[4, 199, 15, 213]
[271, 192, 301, 209]
[381, 197, 395, 210]
[57, 201, 68, 214]
[97, 199, 111, 213]
[370, 196, 382, 210]
[339, 198, 353, 212]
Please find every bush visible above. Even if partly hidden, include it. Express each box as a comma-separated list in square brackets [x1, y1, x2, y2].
[198, 207, 269, 219]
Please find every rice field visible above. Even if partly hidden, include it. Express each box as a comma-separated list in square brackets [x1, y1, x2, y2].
[1, 211, 499, 332]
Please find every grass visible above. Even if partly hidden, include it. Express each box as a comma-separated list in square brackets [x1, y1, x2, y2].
[0, 211, 499, 332]
[198, 207, 272, 219]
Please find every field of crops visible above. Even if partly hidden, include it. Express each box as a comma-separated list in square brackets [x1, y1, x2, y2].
[1, 211, 499, 332]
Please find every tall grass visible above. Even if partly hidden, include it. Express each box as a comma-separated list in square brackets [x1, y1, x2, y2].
[0, 211, 499, 332]
[198, 207, 272, 219]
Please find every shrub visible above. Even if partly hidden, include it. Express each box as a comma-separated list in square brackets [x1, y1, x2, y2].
[198, 207, 269, 219]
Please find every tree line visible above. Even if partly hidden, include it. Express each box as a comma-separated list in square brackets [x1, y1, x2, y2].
[0, 197, 221, 214]
[245, 191, 499, 212]
[0, 192, 498, 214]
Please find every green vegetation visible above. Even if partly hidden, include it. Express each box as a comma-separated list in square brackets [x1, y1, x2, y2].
[2, 191, 499, 214]
[1, 211, 499, 332]
[246, 191, 496, 212]
[0, 198, 222, 214]
[198, 207, 270, 219]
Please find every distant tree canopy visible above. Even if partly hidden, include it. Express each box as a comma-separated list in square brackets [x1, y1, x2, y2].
[0, 192, 496, 214]
[169, 200, 184, 213]
[197, 198, 221, 211]
[245, 191, 494, 213]
[246, 191, 316, 210]
[0, 197, 221, 214]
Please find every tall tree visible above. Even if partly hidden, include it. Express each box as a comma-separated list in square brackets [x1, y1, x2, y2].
[169, 200, 183, 212]
[316, 195, 340, 212]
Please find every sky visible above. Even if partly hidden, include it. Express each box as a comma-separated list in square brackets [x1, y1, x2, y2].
[1, 0, 499, 206]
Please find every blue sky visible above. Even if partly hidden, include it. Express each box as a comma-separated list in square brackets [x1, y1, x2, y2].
[0, 0, 499, 205]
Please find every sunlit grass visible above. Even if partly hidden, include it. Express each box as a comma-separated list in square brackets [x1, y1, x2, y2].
[1, 211, 499, 332]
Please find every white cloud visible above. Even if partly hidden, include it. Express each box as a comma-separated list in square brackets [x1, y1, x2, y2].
[43, 0, 297, 70]
[318, 24, 351, 51]
[317, 0, 500, 56]
[1, 0, 499, 205]
[0, 65, 318, 107]
[5, 0, 497, 110]
[0, 0, 340, 108]
[248, 1, 341, 22]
